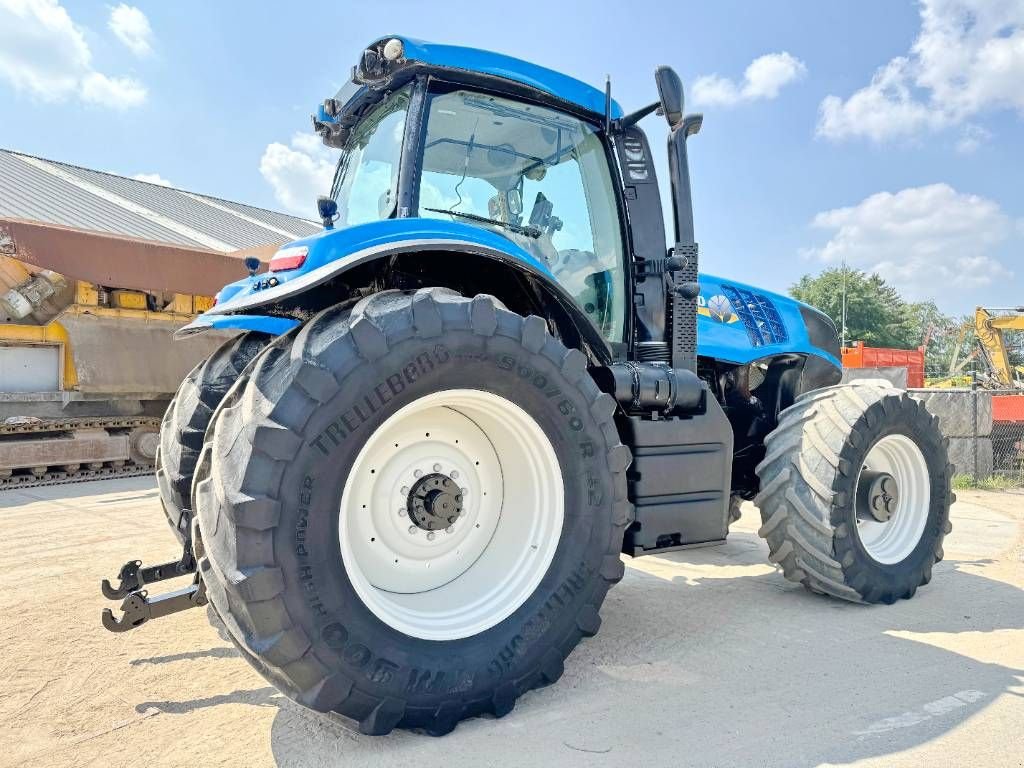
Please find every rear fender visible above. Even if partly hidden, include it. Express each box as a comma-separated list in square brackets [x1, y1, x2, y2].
[180, 218, 612, 363]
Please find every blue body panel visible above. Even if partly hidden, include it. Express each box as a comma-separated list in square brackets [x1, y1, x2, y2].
[187, 313, 299, 336]
[696, 274, 841, 368]
[203, 269, 839, 369]
[191, 220, 838, 368]
[392, 36, 623, 119]
[179, 218, 556, 336]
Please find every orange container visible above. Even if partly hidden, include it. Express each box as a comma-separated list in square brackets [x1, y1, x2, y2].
[841, 341, 926, 389]
[992, 394, 1024, 422]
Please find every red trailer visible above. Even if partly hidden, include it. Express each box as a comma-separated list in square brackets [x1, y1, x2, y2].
[841, 341, 926, 389]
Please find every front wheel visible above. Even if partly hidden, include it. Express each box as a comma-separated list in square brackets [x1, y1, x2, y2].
[193, 289, 631, 735]
[754, 381, 952, 604]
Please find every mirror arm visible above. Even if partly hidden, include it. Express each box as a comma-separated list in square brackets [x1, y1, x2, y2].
[613, 101, 661, 132]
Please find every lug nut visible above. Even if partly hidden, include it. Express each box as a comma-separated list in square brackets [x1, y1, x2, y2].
[433, 463, 442, 472]
[414, 469, 423, 478]
[398, 508, 406, 517]
[445, 526, 454, 534]
[408, 526, 418, 535]
[400, 486, 409, 495]
[427, 532, 436, 541]
[450, 470, 459, 480]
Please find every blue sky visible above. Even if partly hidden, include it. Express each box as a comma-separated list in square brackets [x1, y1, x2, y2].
[1, 0, 1021, 316]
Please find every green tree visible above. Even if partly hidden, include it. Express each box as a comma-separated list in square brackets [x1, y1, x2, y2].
[789, 268, 917, 348]
[789, 268, 963, 375]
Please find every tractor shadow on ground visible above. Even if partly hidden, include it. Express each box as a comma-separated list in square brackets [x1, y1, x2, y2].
[125, 534, 1024, 767]
[257, 537, 1024, 768]
[129, 646, 239, 666]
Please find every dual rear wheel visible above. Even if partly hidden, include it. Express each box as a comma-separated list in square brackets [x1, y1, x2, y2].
[178, 289, 631, 735]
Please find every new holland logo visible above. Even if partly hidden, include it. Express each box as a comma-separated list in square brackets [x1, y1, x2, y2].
[698, 294, 739, 324]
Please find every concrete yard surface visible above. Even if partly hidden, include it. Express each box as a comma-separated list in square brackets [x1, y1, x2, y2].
[1, 479, 1022, 767]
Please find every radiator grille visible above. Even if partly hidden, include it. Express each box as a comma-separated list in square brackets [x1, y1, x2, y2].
[720, 285, 789, 347]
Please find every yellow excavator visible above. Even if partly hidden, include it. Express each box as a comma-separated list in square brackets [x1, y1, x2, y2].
[944, 306, 1024, 388]
[0, 218, 276, 487]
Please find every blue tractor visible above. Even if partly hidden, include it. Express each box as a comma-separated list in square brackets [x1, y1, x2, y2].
[102, 37, 952, 736]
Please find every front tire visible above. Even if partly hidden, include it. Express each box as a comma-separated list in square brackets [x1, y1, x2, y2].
[193, 289, 631, 735]
[754, 381, 952, 604]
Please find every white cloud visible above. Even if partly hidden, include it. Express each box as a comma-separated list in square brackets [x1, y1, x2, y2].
[817, 0, 1024, 142]
[693, 52, 807, 107]
[108, 4, 153, 57]
[0, 0, 146, 108]
[132, 172, 172, 186]
[259, 134, 336, 216]
[804, 183, 1014, 305]
[81, 71, 146, 107]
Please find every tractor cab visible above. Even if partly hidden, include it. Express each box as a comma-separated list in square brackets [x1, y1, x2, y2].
[324, 80, 629, 341]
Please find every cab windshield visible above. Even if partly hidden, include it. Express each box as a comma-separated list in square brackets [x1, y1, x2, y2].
[330, 86, 411, 227]
[417, 89, 626, 342]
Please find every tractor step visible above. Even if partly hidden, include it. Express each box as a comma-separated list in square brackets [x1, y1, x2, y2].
[100, 543, 204, 632]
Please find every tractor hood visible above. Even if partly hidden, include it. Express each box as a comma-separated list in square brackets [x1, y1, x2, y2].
[695, 275, 841, 368]
[177, 218, 555, 336]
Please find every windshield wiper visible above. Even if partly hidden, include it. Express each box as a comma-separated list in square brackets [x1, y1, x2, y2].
[424, 208, 541, 239]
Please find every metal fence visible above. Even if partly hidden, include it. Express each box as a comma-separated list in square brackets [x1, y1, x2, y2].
[990, 390, 1024, 483]
[911, 387, 1024, 485]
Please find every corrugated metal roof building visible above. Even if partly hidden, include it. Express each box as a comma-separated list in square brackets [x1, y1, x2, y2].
[0, 148, 320, 252]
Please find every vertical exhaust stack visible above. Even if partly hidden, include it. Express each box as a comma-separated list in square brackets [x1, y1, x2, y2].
[655, 66, 703, 373]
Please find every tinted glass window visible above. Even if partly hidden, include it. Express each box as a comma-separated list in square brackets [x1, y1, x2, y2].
[419, 90, 626, 341]
[331, 86, 411, 226]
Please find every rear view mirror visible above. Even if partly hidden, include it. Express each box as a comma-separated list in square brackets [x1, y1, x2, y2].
[655, 66, 684, 129]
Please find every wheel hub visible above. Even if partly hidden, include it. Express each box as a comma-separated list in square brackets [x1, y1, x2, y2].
[338, 389, 564, 640]
[857, 469, 899, 523]
[407, 473, 463, 531]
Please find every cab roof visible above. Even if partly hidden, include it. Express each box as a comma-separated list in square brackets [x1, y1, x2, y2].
[386, 36, 624, 120]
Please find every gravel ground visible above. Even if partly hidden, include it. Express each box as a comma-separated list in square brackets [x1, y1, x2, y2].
[1, 479, 1021, 767]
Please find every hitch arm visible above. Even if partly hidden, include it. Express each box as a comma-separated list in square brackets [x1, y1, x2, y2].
[101, 552, 196, 600]
[101, 579, 207, 633]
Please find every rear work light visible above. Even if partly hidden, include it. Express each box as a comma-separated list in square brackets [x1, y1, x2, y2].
[269, 246, 308, 272]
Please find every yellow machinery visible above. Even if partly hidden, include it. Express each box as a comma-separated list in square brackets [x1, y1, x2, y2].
[0, 217, 272, 487]
[973, 306, 1024, 388]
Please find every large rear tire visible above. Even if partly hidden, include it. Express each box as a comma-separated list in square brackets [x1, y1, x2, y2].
[754, 381, 952, 604]
[193, 289, 631, 735]
[156, 331, 269, 543]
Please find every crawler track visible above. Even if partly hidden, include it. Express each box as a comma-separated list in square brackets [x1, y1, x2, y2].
[0, 416, 159, 490]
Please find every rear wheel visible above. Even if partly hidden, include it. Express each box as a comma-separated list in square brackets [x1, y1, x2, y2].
[156, 331, 269, 543]
[193, 289, 631, 735]
[754, 381, 952, 603]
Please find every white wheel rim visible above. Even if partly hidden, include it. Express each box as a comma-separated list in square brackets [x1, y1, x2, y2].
[339, 389, 564, 641]
[855, 434, 931, 564]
